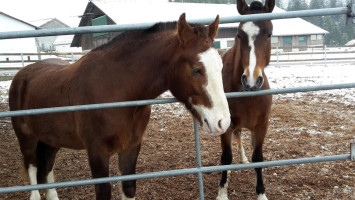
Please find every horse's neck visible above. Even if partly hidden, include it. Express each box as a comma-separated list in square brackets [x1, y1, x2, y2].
[223, 43, 244, 90]
[81, 36, 178, 100]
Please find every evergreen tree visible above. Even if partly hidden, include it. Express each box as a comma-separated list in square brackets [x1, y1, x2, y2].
[275, 0, 285, 9]
[287, 0, 308, 11]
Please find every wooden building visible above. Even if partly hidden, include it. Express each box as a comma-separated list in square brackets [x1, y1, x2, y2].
[32, 18, 70, 52]
[0, 12, 38, 67]
[71, 1, 328, 51]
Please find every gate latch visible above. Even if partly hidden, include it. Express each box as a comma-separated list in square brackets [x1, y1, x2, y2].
[347, 3, 355, 24]
[351, 143, 355, 161]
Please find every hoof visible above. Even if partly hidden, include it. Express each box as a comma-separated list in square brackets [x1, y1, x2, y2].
[240, 160, 249, 164]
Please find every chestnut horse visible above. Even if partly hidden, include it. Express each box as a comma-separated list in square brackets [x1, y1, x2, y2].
[217, 1, 274, 200]
[9, 14, 231, 200]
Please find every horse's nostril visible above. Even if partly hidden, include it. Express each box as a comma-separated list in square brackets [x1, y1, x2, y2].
[218, 119, 222, 129]
[256, 76, 264, 87]
[241, 75, 247, 84]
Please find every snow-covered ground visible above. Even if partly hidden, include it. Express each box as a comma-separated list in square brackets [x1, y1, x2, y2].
[266, 62, 355, 105]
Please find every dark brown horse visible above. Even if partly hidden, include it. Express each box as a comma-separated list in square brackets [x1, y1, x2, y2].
[9, 14, 231, 200]
[217, 1, 274, 200]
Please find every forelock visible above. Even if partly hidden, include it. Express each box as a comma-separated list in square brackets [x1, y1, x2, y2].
[250, 1, 263, 11]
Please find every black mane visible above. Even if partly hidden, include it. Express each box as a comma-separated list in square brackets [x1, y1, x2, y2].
[250, 1, 263, 11]
[92, 21, 178, 52]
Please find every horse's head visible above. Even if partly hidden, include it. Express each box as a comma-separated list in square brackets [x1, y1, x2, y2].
[236, 0, 275, 91]
[169, 13, 230, 136]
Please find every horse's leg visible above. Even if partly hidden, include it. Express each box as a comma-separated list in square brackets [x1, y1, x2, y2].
[16, 135, 41, 200]
[87, 148, 111, 200]
[216, 127, 233, 200]
[36, 141, 60, 200]
[118, 143, 142, 200]
[234, 129, 249, 164]
[251, 124, 268, 200]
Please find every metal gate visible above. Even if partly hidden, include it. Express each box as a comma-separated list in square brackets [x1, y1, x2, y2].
[0, 3, 354, 199]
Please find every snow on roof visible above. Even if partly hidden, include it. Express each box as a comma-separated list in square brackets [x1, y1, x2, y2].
[92, 1, 328, 36]
[345, 39, 355, 46]
[0, 0, 87, 28]
[30, 18, 54, 27]
[92, 1, 235, 24]
[0, 11, 38, 29]
[91, 1, 328, 36]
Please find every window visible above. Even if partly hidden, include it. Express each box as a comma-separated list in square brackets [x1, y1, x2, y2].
[271, 37, 278, 44]
[311, 35, 317, 41]
[283, 37, 292, 45]
[298, 36, 307, 46]
[317, 35, 323, 40]
[92, 15, 109, 37]
[227, 40, 235, 48]
[214, 41, 221, 49]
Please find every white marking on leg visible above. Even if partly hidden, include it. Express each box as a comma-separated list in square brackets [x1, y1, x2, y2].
[238, 144, 249, 164]
[257, 193, 268, 200]
[216, 182, 229, 200]
[121, 193, 135, 200]
[28, 164, 41, 200]
[46, 170, 59, 200]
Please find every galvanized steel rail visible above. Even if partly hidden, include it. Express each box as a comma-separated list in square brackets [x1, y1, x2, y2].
[0, 83, 354, 197]
[0, 7, 352, 39]
[0, 4, 354, 199]
[1, 82, 354, 118]
[0, 154, 350, 194]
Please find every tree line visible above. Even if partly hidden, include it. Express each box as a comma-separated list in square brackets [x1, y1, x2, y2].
[169, 0, 355, 45]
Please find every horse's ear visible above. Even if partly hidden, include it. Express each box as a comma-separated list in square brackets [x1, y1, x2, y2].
[177, 13, 193, 45]
[208, 15, 219, 40]
[236, 0, 249, 15]
[263, 0, 275, 13]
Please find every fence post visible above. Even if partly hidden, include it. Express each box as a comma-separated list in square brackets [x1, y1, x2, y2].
[276, 46, 279, 67]
[71, 52, 74, 63]
[351, 143, 355, 161]
[193, 120, 204, 200]
[324, 44, 327, 66]
[20, 52, 24, 67]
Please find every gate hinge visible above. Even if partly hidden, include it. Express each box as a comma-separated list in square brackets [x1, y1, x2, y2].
[346, 3, 355, 25]
[351, 143, 355, 161]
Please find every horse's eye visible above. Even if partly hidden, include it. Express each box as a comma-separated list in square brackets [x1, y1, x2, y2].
[237, 34, 241, 39]
[268, 33, 272, 38]
[192, 68, 203, 75]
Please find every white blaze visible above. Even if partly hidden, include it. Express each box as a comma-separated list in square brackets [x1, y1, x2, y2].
[242, 22, 260, 87]
[192, 48, 230, 135]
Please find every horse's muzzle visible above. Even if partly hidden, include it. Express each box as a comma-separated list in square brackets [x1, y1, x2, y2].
[241, 75, 264, 91]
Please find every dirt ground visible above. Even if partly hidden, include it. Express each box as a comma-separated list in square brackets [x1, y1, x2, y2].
[0, 90, 354, 200]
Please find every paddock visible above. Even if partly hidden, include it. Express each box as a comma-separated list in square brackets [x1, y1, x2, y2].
[0, 3, 354, 200]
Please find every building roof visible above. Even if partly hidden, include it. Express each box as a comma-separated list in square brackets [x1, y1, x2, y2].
[30, 18, 70, 28]
[0, 11, 38, 29]
[72, 1, 328, 47]
[346, 39, 355, 46]
[218, 7, 329, 37]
